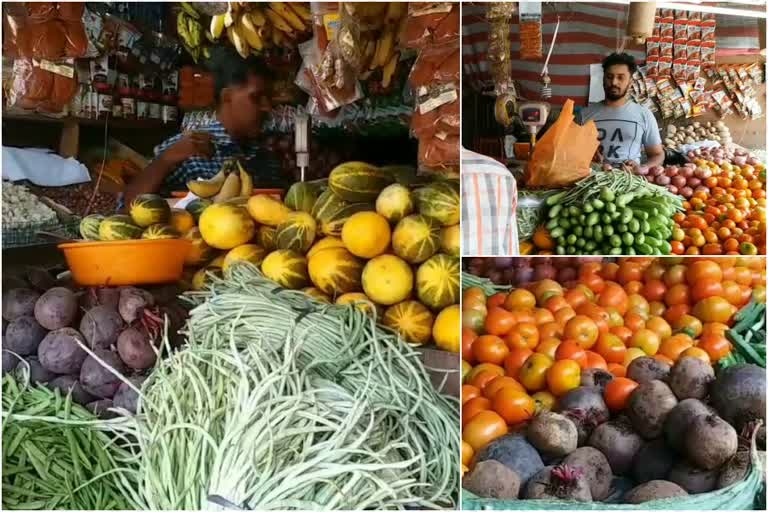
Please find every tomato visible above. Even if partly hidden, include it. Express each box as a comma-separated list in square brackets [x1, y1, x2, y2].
[605, 307, 624, 328]
[462, 360, 472, 382]
[623, 347, 647, 366]
[536, 338, 561, 361]
[555, 339, 588, 368]
[663, 264, 687, 286]
[546, 359, 581, 396]
[642, 279, 667, 302]
[462, 396, 491, 425]
[484, 376, 525, 399]
[644, 262, 666, 282]
[607, 362, 627, 378]
[595, 332, 627, 364]
[505, 289, 537, 310]
[693, 297, 737, 324]
[624, 311, 646, 332]
[503, 348, 533, 379]
[464, 298, 488, 314]
[625, 281, 643, 296]
[492, 386, 536, 424]
[740, 242, 758, 255]
[721, 280, 744, 306]
[463, 410, 508, 451]
[665, 284, 691, 306]
[484, 306, 516, 336]
[679, 346, 711, 364]
[462, 384, 482, 404]
[648, 301, 666, 317]
[469, 370, 501, 391]
[462, 328, 478, 364]
[585, 351, 608, 370]
[617, 261, 644, 285]
[672, 314, 703, 338]
[518, 353, 554, 392]
[466, 363, 505, 382]
[697, 333, 731, 362]
[754, 285, 766, 304]
[643, 316, 672, 341]
[691, 280, 724, 303]
[604, 377, 639, 412]
[461, 440, 474, 467]
[545, 295, 570, 313]
[554, 307, 577, 327]
[533, 308, 555, 325]
[702, 322, 729, 337]
[564, 288, 589, 309]
[687, 260, 723, 284]
[505, 322, 540, 351]
[658, 334, 694, 362]
[609, 326, 632, 345]
[564, 315, 599, 349]
[463, 287, 487, 305]
[629, 328, 660, 356]
[664, 303, 691, 325]
[598, 282, 629, 315]
[463, 308, 486, 334]
[731, 266, 754, 286]
[538, 321, 563, 340]
[531, 391, 556, 412]
[580, 272, 606, 294]
[473, 335, 510, 365]
[487, 292, 508, 309]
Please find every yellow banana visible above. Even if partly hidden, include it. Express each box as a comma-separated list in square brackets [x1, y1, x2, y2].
[210, 14, 226, 39]
[269, 2, 306, 32]
[213, 172, 241, 203]
[382, 51, 399, 88]
[179, 2, 200, 19]
[385, 2, 407, 25]
[187, 170, 226, 198]
[224, 6, 235, 27]
[228, 24, 249, 58]
[264, 7, 293, 34]
[272, 27, 285, 47]
[494, 94, 516, 127]
[240, 14, 264, 50]
[287, 2, 311, 22]
[238, 162, 253, 197]
[375, 29, 394, 68]
[248, 8, 267, 27]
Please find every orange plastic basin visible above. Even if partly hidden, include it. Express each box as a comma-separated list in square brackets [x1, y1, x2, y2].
[58, 239, 192, 286]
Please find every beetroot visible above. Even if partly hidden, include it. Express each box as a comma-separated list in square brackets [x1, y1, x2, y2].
[626, 357, 670, 384]
[48, 375, 94, 405]
[24, 266, 56, 291]
[23, 356, 56, 384]
[475, 434, 544, 485]
[580, 369, 613, 390]
[80, 306, 124, 349]
[37, 328, 88, 374]
[34, 287, 78, 330]
[588, 418, 643, 475]
[625, 480, 687, 503]
[116, 327, 157, 370]
[668, 461, 718, 494]
[685, 414, 738, 470]
[664, 398, 713, 450]
[717, 451, 751, 489]
[527, 412, 578, 457]
[118, 287, 155, 323]
[632, 439, 675, 483]
[86, 399, 118, 419]
[556, 386, 610, 445]
[2, 288, 41, 321]
[4, 315, 47, 355]
[463, 460, 521, 499]
[79, 350, 126, 399]
[668, 356, 714, 400]
[523, 464, 592, 502]
[628, 380, 678, 439]
[80, 287, 121, 310]
[112, 376, 146, 414]
[563, 447, 612, 501]
[2, 351, 19, 375]
[710, 364, 766, 430]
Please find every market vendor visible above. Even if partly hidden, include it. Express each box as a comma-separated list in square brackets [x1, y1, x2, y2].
[122, 47, 280, 207]
[578, 53, 665, 173]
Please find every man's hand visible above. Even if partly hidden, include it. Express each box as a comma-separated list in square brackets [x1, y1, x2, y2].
[622, 160, 640, 173]
[160, 132, 213, 166]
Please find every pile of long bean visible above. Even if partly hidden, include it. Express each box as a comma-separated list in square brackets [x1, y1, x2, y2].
[1, 375, 141, 510]
[131, 263, 459, 510]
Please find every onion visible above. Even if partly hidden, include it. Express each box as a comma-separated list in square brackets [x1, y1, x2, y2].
[602, 163, 613, 172]
[687, 177, 701, 188]
[687, 151, 696, 159]
[667, 185, 679, 194]
[515, 266, 535, 286]
[694, 185, 710, 195]
[680, 167, 695, 178]
[653, 166, 668, 176]
[665, 167, 679, 177]
[671, 175, 687, 188]
[713, 158, 725, 166]
[694, 167, 712, 179]
[680, 186, 694, 198]
[654, 175, 670, 186]
[494, 257, 514, 269]
[734, 156, 747, 166]
[637, 166, 650, 176]
[747, 157, 759, 166]
[534, 264, 557, 281]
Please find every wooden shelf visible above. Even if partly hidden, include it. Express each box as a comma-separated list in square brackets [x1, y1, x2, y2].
[3, 112, 179, 131]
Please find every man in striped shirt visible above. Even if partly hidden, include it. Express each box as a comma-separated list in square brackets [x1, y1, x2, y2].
[461, 147, 520, 256]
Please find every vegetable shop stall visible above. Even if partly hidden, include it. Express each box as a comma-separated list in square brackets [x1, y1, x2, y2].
[462, 1, 766, 257]
[1, 2, 462, 510]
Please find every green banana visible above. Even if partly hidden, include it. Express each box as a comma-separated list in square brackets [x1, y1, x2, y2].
[177, 12, 192, 46]
[187, 16, 202, 48]
[179, 2, 200, 19]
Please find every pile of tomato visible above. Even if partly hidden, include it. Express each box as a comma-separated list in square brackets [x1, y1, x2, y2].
[460, 256, 766, 467]
[671, 159, 766, 256]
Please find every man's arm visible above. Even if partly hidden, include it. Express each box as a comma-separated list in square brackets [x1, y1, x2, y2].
[643, 143, 665, 168]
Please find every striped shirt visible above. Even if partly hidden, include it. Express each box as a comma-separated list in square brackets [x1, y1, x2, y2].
[461, 147, 520, 256]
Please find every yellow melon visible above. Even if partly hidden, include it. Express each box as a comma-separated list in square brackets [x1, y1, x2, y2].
[392, 214, 441, 264]
[222, 244, 267, 272]
[440, 224, 460, 257]
[361, 254, 413, 306]
[302, 287, 332, 304]
[375, 183, 413, 223]
[199, 204, 255, 250]
[416, 254, 460, 310]
[308, 247, 364, 297]
[336, 292, 381, 317]
[306, 237, 346, 259]
[261, 249, 308, 289]
[246, 194, 292, 226]
[432, 305, 459, 352]
[383, 300, 434, 345]
[341, 211, 391, 259]
[183, 228, 215, 266]
[170, 208, 196, 234]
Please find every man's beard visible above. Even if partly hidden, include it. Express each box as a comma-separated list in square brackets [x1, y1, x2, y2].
[605, 85, 628, 101]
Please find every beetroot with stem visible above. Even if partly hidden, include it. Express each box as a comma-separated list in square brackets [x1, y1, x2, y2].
[556, 386, 610, 445]
[563, 447, 613, 501]
[523, 464, 592, 502]
[580, 369, 614, 390]
[118, 287, 155, 324]
[80, 287, 121, 310]
[116, 326, 157, 370]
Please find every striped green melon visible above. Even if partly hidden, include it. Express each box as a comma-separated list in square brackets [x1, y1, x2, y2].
[261, 249, 309, 289]
[392, 214, 441, 264]
[79, 214, 104, 240]
[440, 224, 460, 256]
[129, 194, 171, 227]
[284, 182, 320, 213]
[98, 215, 143, 241]
[381, 165, 421, 187]
[308, 247, 364, 296]
[321, 203, 375, 237]
[311, 188, 347, 223]
[275, 212, 317, 254]
[185, 198, 212, 223]
[256, 225, 277, 251]
[383, 300, 435, 345]
[141, 224, 179, 239]
[415, 254, 460, 311]
[414, 181, 460, 226]
[328, 162, 394, 203]
[376, 183, 413, 223]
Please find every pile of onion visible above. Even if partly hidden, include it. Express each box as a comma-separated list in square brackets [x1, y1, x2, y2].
[638, 164, 714, 198]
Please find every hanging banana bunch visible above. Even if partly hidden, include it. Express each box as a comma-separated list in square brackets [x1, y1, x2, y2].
[353, 3, 407, 87]
[177, 5, 204, 63]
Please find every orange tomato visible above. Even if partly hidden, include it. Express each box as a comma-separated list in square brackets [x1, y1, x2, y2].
[702, 322, 729, 337]
[697, 333, 731, 362]
[463, 410, 508, 451]
[610, 326, 633, 344]
[663, 265, 687, 287]
[607, 362, 627, 378]
[664, 303, 691, 325]
[679, 346, 711, 364]
[596, 332, 627, 364]
[546, 359, 582, 396]
[505, 322, 540, 351]
[691, 279, 724, 303]
[504, 289, 536, 310]
[531, 391, 556, 412]
[463, 308, 486, 334]
[463, 287, 487, 305]
[461, 440, 474, 467]
[484, 376, 525, 399]
[536, 337, 561, 361]
[580, 272, 606, 294]
[686, 260, 723, 284]
[645, 316, 672, 340]
[616, 261, 644, 285]
[538, 321, 562, 340]
[585, 351, 608, 371]
[555, 339, 588, 368]
[518, 353, 554, 392]
[732, 266, 753, 286]
[598, 282, 629, 315]
[469, 370, 501, 391]
[604, 377, 639, 411]
[462, 328, 478, 364]
[642, 279, 667, 302]
[606, 307, 625, 328]
[658, 334, 694, 362]
[665, 283, 691, 306]
[693, 297, 736, 324]
[648, 301, 666, 317]
[473, 335, 510, 365]
[487, 292, 507, 309]
[564, 315, 599, 350]
[503, 348, 533, 379]
[533, 308, 555, 325]
[672, 314, 703, 338]
[623, 347, 647, 366]
[554, 307, 577, 327]
[462, 384, 482, 404]
[462, 396, 492, 425]
[545, 295, 570, 313]
[627, 294, 650, 317]
[653, 353, 675, 366]
[601, 262, 620, 281]
[629, 328, 660, 356]
[624, 311, 646, 332]
[492, 386, 536, 424]
[531, 279, 563, 306]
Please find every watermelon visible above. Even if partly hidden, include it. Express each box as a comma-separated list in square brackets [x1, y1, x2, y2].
[321, 203, 375, 237]
[415, 254, 460, 311]
[391, 214, 441, 264]
[275, 212, 317, 254]
[261, 250, 309, 289]
[383, 300, 435, 345]
[376, 183, 414, 223]
[186, 199, 212, 223]
[141, 224, 179, 239]
[79, 214, 104, 241]
[98, 215, 143, 241]
[328, 162, 394, 203]
[130, 194, 171, 227]
[308, 247, 364, 297]
[414, 181, 460, 226]
[284, 182, 320, 213]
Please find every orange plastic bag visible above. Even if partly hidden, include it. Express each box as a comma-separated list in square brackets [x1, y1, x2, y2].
[525, 99, 599, 188]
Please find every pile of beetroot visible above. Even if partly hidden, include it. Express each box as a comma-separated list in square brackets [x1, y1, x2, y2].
[464, 356, 766, 504]
[1, 267, 186, 417]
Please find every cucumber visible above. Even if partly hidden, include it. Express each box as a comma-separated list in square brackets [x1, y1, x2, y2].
[594, 226, 604, 242]
[606, 202, 617, 214]
[550, 227, 565, 239]
[611, 211, 622, 220]
[602, 213, 613, 225]
[616, 192, 635, 208]
[566, 234, 577, 246]
[641, 219, 651, 233]
[585, 241, 597, 252]
[622, 232, 635, 246]
[578, 214, 586, 224]
[637, 243, 653, 255]
[609, 247, 623, 255]
[573, 226, 583, 237]
[545, 191, 568, 206]
[566, 245, 576, 255]
[592, 199, 605, 210]
[584, 203, 594, 214]
[586, 212, 600, 226]
[635, 211, 649, 221]
[610, 234, 622, 248]
[617, 223, 628, 234]
[600, 188, 615, 202]
[626, 246, 636, 256]
[604, 225, 615, 237]
[548, 204, 563, 218]
[620, 208, 634, 224]
[556, 245, 566, 255]
[646, 236, 662, 248]
[635, 233, 646, 245]
[546, 218, 559, 230]
[660, 240, 672, 255]
[568, 206, 581, 217]
[584, 226, 594, 239]
[628, 218, 640, 233]
[560, 218, 571, 229]
[576, 238, 586, 248]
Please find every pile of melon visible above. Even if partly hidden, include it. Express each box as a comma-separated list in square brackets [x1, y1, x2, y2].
[186, 161, 461, 352]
